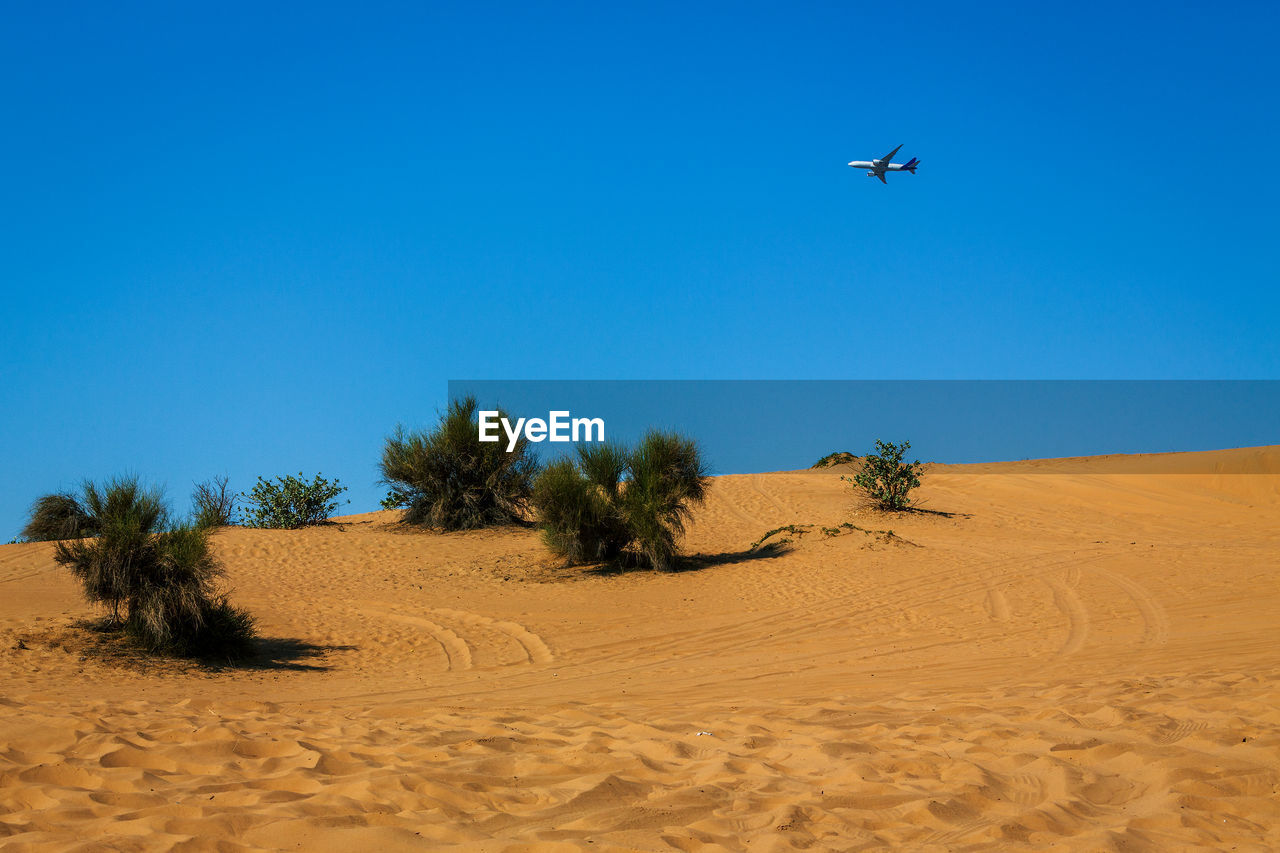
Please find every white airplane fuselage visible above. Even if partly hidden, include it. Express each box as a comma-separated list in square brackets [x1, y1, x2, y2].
[847, 161, 913, 172]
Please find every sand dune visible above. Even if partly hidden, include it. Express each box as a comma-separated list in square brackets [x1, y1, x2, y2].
[2, 447, 1279, 850]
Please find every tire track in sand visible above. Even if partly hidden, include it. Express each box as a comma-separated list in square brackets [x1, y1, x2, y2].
[973, 547, 1168, 655]
[1042, 575, 1089, 658]
[0, 549, 56, 585]
[1090, 566, 1171, 649]
[575, 549, 1107, 678]
[716, 483, 770, 529]
[430, 609, 554, 664]
[0, 568, 57, 586]
[359, 609, 473, 671]
[751, 473, 798, 519]
[963, 546, 1102, 659]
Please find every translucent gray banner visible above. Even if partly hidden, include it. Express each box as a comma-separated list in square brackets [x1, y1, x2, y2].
[446, 380, 1279, 474]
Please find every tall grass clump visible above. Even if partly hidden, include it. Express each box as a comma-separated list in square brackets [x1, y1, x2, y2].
[22, 492, 96, 541]
[192, 475, 237, 528]
[51, 477, 256, 659]
[534, 431, 710, 571]
[240, 473, 347, 529]
[843, 439, 924, 510]
[379, 397, 538, 531]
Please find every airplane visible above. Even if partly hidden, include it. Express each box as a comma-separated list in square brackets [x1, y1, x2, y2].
[848, 144, 919, 184]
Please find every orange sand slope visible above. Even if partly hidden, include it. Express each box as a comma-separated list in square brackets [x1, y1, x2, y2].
[2, 446, 1279, 851]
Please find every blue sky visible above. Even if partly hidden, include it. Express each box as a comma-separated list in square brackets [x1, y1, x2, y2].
[2, 1, 1277, 535]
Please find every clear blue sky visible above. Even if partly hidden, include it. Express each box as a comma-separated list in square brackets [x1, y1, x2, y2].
[2, 1, 1277, 536]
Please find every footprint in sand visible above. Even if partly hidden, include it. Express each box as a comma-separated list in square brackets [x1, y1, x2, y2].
[984, 587, 1012, 622]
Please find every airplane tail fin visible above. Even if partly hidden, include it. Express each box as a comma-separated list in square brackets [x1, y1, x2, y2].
[903, 157, 919, 174]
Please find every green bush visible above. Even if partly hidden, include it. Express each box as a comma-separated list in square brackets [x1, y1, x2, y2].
[843, 439, 924, 510]
[534, 431, 710, 571]
[811, 451, 859, 469]
[52, 477, 256, 659]
[240, 473, 347, 529]
[379, 397, 538, 531]
[192, 475, 237, 528]
[21, 492, 97, 541]
[535, 445, 631, 564]
[55, 478, 168, 621]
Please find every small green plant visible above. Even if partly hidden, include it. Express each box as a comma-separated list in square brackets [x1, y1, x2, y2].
[379, 397, 538, 531]
[51, 477, 256, 659]
[749, 524, 813, 550]
[843, 439, 924, 511]
[380, 487, 412, 510]
[751, 520, 915, 551]
[192, 475, 237, 529]
[240, 473, 347, 529]
[811, 451, 859, 469]
[21, 492, 97, 541]
[534, 431, 710, 571]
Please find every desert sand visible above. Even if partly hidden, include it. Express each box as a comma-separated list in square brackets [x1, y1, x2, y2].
[2, 446, 1279, 851]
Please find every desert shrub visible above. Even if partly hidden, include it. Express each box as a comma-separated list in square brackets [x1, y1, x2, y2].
[811, 451, 859, 469]
[55, 478, 168, 621]
[240, 473, 347, 529]
[534, 431, 710, 571]
[192, 475, 237, 528]
[122, 523, 255, 657]
[534, 445, 631, 564]
[843, 439, 924, 510]
[21, 492, 96, 541]
[379, 397, 538, 531]
[52, 478, 256, 659]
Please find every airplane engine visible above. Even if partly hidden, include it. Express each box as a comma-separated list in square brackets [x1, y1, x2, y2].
[867, 171, 876, 177]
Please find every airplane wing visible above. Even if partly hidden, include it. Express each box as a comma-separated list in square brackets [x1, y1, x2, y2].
[876, 172, 887, 184]
[877, 144, 903, 164]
